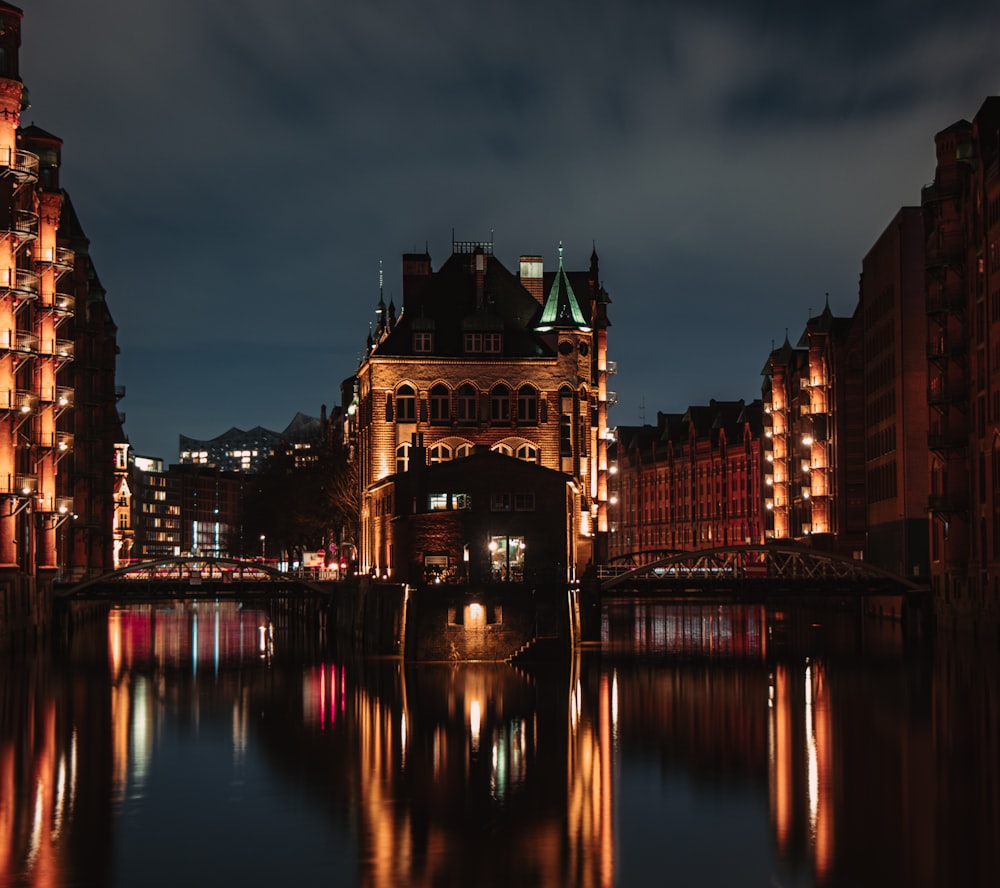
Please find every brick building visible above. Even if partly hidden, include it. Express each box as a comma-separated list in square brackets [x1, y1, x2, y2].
[860, 207, 930, 580]
[351, 239, 612, 581]
[762, 305, 865, 556]
[0, 0, 122, 635]
[922, 97, 1000, 628]
[374, 442, 579, 586]
[607, 399, 764, 560]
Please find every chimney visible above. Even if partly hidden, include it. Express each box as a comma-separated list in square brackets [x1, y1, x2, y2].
[520, 255, 544, 303]
[402, 251, 432, 306]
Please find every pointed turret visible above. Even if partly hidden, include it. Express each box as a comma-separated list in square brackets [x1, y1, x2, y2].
[535, 243, 591, 332]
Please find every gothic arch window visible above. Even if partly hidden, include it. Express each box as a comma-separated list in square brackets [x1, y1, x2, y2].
[516, 443, 538, 462]
[490, 384, 511, 423]
[457, 384, 478, 423]
[429, 384, 450, 425]
[517, 385, 537, 425]
[430, 443, 452, 464]
[396, 442, 411, 474]
[396, 384, 416, 422]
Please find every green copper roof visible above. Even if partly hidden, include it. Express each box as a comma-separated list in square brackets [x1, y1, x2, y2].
[535, 243, 590, 332]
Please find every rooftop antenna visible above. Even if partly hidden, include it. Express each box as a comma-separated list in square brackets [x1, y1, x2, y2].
[639, 395, 646, 425]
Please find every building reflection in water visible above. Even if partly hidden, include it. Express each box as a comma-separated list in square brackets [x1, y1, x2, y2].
[0, 599, 998, 886]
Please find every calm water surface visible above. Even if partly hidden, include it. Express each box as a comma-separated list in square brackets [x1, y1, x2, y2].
[0, 599, 997, 887]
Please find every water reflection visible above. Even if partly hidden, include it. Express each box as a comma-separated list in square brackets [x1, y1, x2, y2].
[0, 600, 997, 886]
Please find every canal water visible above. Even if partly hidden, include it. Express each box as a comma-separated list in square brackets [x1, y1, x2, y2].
[0, 598, 996, 887]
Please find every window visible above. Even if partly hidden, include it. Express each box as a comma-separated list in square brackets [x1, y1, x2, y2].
[396, 442, 411, 474]
[429, 384, 450, 424]
[514, 492, 535, 511]
[490, 384, 510, 422]
[515, 443, 538, 462]
[429, 443, 452, 463]
[457, 384, 478, 422]
[492, 443, 513, 456]
[453, 493, 471, 510]
[517, 385, 537, 424]
[455, 443, 474, 458]
[491, 492, 511, 511]
[484, 332, 502, 353]
[413, 332, 433, 353]
[463, 332, 482, 353]
[429, 493, 448, 510]
[396, 385, 416, 422]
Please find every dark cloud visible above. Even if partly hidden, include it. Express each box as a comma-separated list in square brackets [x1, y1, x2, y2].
[17, 0, 1000, 457]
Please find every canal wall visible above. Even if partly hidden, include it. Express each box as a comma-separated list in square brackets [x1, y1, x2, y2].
[326, 578, 578, 662]
[0, 572, 53, 651]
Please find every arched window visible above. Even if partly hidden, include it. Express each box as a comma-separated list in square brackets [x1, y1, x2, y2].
[492, 443, 513, 456]
[396, 384, 416, 422]
[455, 443, 474, 458]
[517, 385, 537, 425]
[457, 384, 478, 423]
[515, 443, 538, 462]
[429, 384, 450, 424]
[430, 443, 452, 463]
[490, 384, 510, 422]
[396, 442, 411, 474]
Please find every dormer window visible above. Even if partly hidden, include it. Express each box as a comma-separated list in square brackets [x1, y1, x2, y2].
[463, 332, 482, 353]
[413, 332, 433, 353]
[483, 332, 503, 353]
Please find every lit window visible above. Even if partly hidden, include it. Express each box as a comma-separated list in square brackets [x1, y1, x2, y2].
[429, 493, 448, 510]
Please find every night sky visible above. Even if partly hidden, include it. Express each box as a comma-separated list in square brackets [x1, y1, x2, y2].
[19, 0, 1000, 459]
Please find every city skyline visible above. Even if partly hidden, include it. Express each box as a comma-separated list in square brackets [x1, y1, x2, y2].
[20, 0, 1000, 459]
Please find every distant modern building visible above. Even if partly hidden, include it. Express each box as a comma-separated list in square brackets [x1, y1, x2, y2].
[174, 463, 245, 558]
[859, 207, 930, 580]
[607, 399, 764, 560]
[178, 411, 322, 473]
[350, 239, 613, 581]
[130, 454, 181, 561]
[0, 1, 123, 628]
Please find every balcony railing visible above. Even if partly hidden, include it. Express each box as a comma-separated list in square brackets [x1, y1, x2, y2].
[0, 148, 40, 184]
[0, 267, 39, 298]
[36, 245, 75, 274]
[50, 291, 75, 317]
[0, 473, 38, 496]
[5, 209, 38, 241]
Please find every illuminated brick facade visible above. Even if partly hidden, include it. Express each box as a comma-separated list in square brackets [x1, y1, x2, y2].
[923, 97, 1000, 627]
[353, 240, 612, 580]
[0, 2, 121, 613]
[762, 307, 865, 555]
[607, 400, 764, 558]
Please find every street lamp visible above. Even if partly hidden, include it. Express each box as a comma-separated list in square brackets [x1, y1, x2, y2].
[260, 534, 266, 559]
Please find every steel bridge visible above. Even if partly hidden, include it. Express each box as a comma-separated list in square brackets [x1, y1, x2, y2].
[598, 544, 925, 596]
[56, 556, 334, 601]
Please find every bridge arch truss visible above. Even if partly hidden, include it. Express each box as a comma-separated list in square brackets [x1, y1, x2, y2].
[599, 544, 923, 594]
[58, 556, 331, 600]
